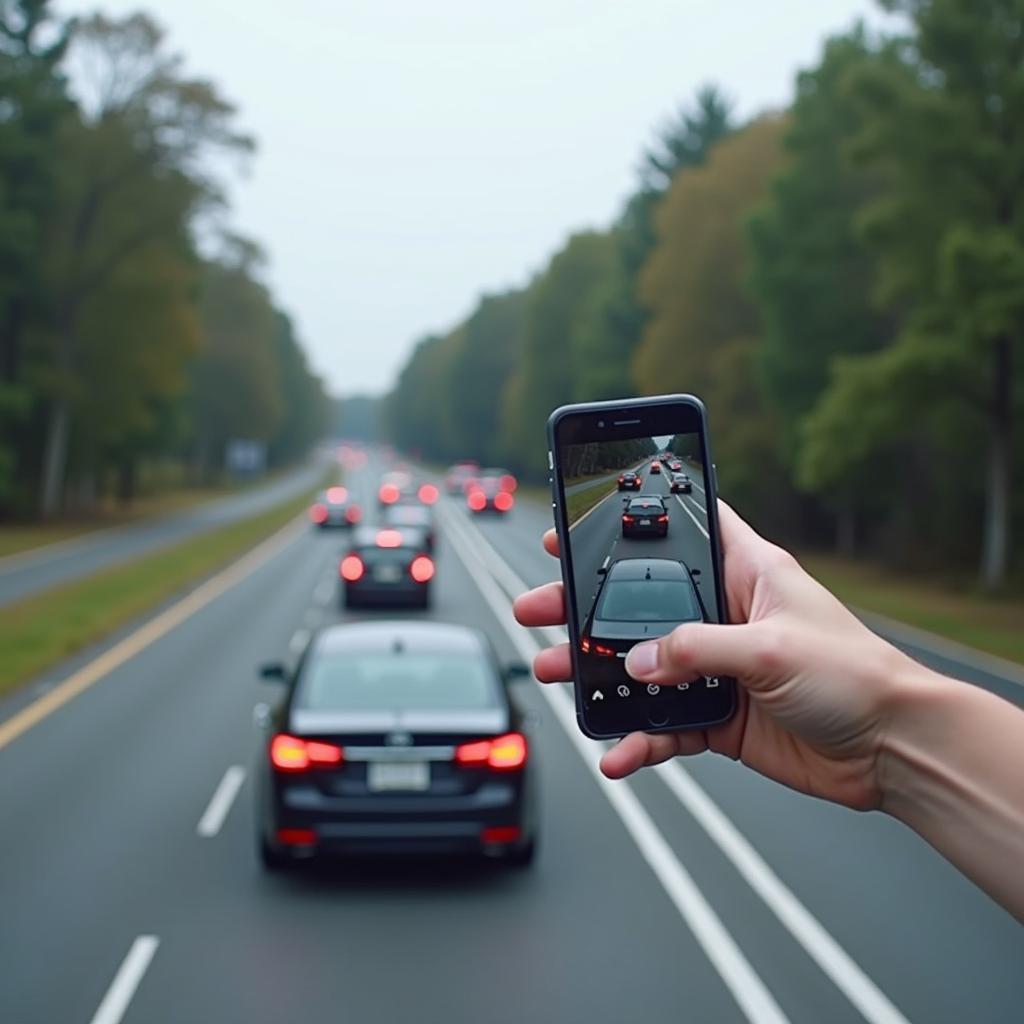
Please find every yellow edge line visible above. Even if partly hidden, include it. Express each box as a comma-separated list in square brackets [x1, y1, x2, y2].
[0, 514, 307, 753]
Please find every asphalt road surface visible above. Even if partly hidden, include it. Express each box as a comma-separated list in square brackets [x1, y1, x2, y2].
[0, 456, 328, 609]
[1, 447, 1021, 1024]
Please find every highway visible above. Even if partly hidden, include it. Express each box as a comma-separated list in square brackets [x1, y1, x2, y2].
[0, 448, 1021, 1024]
[0, 457, 328, 609]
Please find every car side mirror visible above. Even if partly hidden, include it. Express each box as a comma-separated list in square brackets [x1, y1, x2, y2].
[689, 568, 702, 583]
[504, 663, 531, 683]
[259, 661, 287, 682]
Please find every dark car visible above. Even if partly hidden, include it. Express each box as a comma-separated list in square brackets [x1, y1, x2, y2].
[309, 486, 362, 528]
[254, 621, 538, 869]
[339, 526, 434, 609]
[579, 557, 707, 684]
[444, 461, 479, 496]
[648, 460, 661, 474]
[617, 470, 641, 491]
[669, 473, 692, 494]
[622, 495, 668, 538]
[379, 502, 437, 551]
[667, 459, 683, 473]
[467, 469, 516, 513]
[658, 452, 671, 463]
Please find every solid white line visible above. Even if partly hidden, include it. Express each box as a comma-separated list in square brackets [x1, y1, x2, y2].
[89, 935, 159, 1024]
[655, 763, 912, 1024]
[568, 484, 619, 532]
[444, 501, 911, 1024]
[685, 493, 708, 518]
[439, 505, 789, 1024]
[289, 629, 310, 654]
[196, 765, 246, 838]
[674, 494, 710, 539]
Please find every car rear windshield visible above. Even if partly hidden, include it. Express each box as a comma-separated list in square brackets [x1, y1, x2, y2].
[597, 579, 700, 622]
[384, 506, 429, 525]
[627, 499, 663, 512]
[295, 652, 499, 711]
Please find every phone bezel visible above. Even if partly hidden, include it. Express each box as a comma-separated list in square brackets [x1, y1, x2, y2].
[547, 394, 736, 739]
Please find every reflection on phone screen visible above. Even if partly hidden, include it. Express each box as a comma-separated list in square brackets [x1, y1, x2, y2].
[561, 431, 719, 700]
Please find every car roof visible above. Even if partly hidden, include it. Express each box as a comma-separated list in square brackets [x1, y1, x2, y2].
[606, 557, 689, 581]
[350, 525, 428, 548]
[312, 620, 488, 656]
[627, 493, 666, 504]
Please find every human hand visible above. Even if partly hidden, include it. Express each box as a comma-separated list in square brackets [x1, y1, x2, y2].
[513, 502, 929, 811]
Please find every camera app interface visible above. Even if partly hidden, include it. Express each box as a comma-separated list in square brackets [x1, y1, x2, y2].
[560, 432, 720, 702]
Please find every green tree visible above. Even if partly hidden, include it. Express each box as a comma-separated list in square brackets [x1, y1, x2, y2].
[266, 311, 328, 466]
[800, 0, 1024, 587]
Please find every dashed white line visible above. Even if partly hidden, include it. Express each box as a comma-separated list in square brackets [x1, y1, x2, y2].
[289, 629, 310, 654]
[89, 935, 159, 1024]
[674, 494, 710, 539]
[196, 765, 246, 838]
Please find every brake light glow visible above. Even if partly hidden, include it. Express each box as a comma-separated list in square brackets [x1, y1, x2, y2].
[481, 826, 522, 844]
[345, 504, 362, 523]
[658, 514, 668, 522]
[494, 491, 514, 512]
[418, 483, 439, 505]
[277, 828, 317, 846]
[499, 474, 517, 493]
[379, 483, 400, 504]
[309, 503, 328, 524]
[326, 486, 348, 503]
[467, 490, 486, 511]
[376, 529, 403, 548]
[581, 636, 615, 656]
[270, 734, 344, 772]
[340, 554, 365, 581]
[409, 555, 435, 583]
[455, 732, 527, 770]
[622, 515, 635, 523]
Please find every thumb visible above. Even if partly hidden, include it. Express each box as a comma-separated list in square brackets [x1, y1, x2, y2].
[624, 621, 776, 686]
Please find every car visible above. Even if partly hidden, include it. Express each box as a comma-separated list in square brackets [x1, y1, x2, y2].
[621, 495, 669, 538]
[669, 473, 692, 494]
[309, 486, 362, 528]
[617, 470, 641, 491]
[444, 461, 479, 496]
[254, 620, 538, 870]
[379, 501, 436, 551]
[579, 557, 707, 684]
[339, 526, 435, 608]
[467, 469, 516, 513]
[649, 461, 661, 474]
[378, 471, 439, 508]
[667, 459, 683, 473]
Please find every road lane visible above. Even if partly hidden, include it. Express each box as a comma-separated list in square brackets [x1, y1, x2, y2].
[0, 456, 328, 609]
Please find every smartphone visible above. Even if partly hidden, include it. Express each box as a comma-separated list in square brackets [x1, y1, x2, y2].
[548, 394, 736, 739]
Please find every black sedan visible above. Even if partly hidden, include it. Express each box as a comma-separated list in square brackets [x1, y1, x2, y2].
[339, 526, 434, 609]
[309, 486, 362, 528]
[255, 621, 538, 869]
[621, 495, 669, 538]
[617, 470, 641, 491]
[579, 557, 707, 686]
[669, 473, 692, 494]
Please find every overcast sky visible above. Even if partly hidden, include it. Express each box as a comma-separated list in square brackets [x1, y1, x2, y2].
[60, 1, 886, 397]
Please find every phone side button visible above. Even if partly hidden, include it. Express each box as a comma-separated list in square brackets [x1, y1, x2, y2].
[647, 711, 670, 728]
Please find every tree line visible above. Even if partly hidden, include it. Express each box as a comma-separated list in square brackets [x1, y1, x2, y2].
[385, 0, 1024, 590]
[0, 2, 328, 519]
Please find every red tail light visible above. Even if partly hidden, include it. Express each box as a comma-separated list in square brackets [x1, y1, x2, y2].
[499, 474, 517, 493]
[622, 514, 635, 523]
[657, 515, 668, 523]
[270, 734, 344, 772]
[345, 504, 362, 524]
[340, 554, 365, 581]
[467, 490, 486, 511]
[494, 491, 514, 512]
[418, 483, 439, 505]
[581, 636, 615, 656]
[309, 503, 328, 524]
[326, 486, 348, 503]
[376, 529, 403, 548]
[481, 826, 522, 845]
[277, 828, 317, 846]
[379, 483, 400, 504]
[455, 732, 527, 770]
[409, 555, 435, 583]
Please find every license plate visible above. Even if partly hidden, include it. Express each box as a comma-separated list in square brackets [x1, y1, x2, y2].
[368, 761, 429, 791]
[640, 518, 650, 525]
[374, 565, 402, 582]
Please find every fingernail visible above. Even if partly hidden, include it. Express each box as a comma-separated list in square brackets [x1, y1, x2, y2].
[625, 642, 658, 679]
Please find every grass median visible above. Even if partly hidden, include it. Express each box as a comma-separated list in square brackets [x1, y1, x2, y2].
[0, 485, 321, 697]
[566, 480, 618, 525]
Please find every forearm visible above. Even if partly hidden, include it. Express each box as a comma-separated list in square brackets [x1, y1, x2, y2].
[880, 668, 1024, 921]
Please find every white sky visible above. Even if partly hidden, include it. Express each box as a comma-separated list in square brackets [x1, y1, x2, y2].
[60, 1, 887, 396]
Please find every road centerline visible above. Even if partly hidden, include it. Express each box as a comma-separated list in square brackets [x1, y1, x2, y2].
[88, 935, 159, 1024]
[197, 765, 246, 838]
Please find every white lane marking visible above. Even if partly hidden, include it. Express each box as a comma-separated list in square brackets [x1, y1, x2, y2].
[304, 607, 322, 628]
[445, 502, 912, 1024]
[196, 765, 246, 838]
[440, 505, 789, 1024]
[289, 629, 310, 654]
[674, 494, 710, 540]
[685, 493, 708, 518]
[313, 578, 334, 604]
[89, 935, 159, 1024]
[568, 484, 619, 532]
[655, 763, 912, 1024]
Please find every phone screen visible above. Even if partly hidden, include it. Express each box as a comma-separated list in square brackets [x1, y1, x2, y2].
[551, 397, 735, 737]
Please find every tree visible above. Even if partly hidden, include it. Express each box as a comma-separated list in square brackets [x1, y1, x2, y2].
[802, 0, 1024, 587]
[635, 117, 790, 524]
